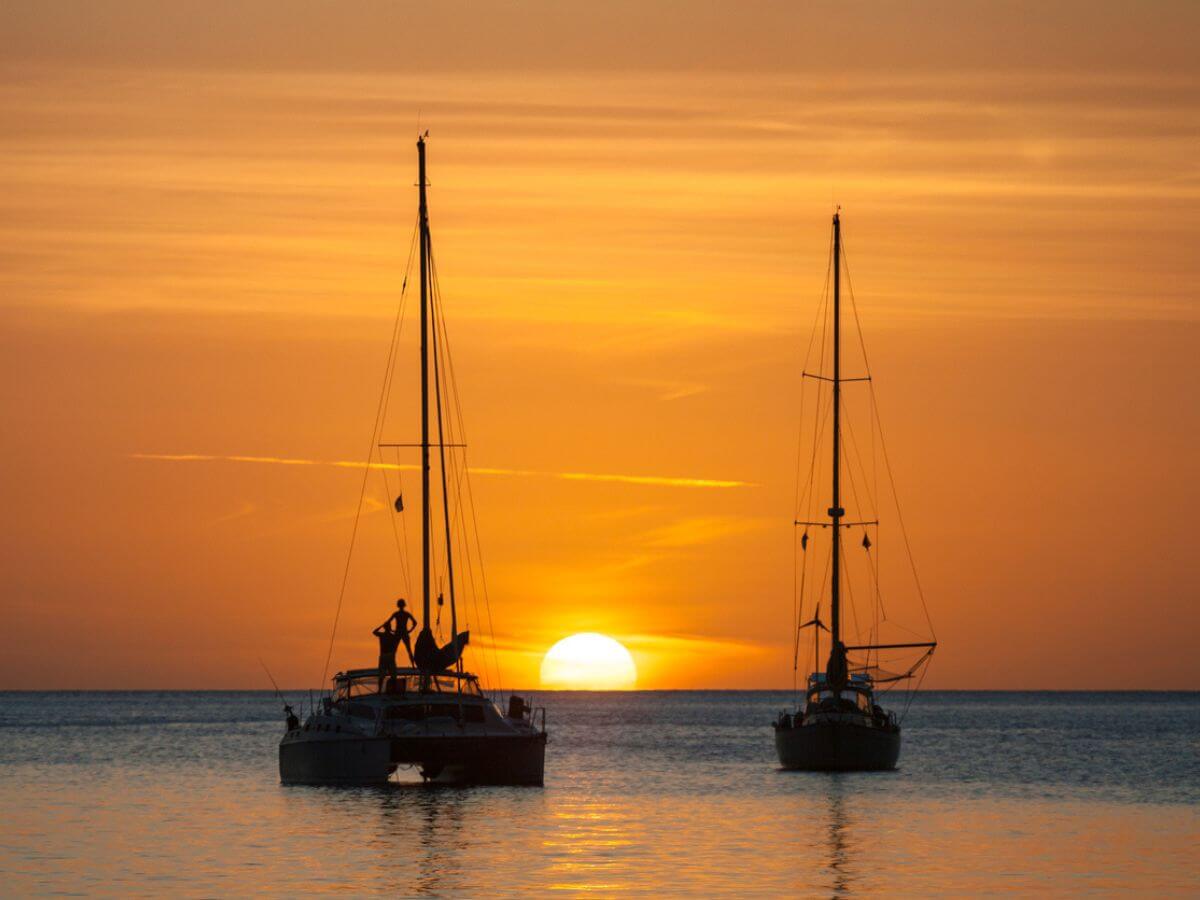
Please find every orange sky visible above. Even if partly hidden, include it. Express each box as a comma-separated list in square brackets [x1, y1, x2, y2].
[2, 1, 1198, 689]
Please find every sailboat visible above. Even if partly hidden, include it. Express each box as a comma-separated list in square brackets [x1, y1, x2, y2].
[773, 211, 936, 771]
[279, 135, 548, 786]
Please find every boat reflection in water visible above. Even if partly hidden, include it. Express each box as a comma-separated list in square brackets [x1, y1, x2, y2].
[824, 777, 854, 897]
[377, 785, 469, 894]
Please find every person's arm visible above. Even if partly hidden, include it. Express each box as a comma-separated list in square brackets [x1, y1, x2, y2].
[373, 623, 387, 637]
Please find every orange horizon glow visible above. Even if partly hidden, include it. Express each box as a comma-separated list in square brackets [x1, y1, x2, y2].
[2, 2, 1199, 691]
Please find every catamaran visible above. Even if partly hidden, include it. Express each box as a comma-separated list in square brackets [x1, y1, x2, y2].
[279, 136, 547, 785]
[773, 211, 936, 771]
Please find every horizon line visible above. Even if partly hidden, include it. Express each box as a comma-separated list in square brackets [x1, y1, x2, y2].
[3, 687, 1195, 694]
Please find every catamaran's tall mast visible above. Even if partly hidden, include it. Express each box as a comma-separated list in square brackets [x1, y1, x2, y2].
[418, 135, 432, 632]
[432, 269, 459, 666]
[829, 212, 844, 674]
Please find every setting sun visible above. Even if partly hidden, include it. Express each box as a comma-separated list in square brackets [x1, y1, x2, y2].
[540, 633, 637, 690]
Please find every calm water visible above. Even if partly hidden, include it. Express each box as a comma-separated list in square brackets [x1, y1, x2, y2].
[1, 691, 1197, 895]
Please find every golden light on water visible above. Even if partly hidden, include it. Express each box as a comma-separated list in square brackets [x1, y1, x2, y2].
[540, 634, 638, 690]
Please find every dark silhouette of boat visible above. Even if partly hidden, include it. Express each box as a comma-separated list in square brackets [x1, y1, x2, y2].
[279, 668, 545, 785]
[279, 136, 547, 786]
[773, 212, 935, 772]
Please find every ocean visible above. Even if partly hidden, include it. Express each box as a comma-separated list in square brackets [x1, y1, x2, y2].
[1, 691, 1197, 895]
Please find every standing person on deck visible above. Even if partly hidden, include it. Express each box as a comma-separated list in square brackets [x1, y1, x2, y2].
[373, 618, 403, 691]
[390, 598, 418, 667]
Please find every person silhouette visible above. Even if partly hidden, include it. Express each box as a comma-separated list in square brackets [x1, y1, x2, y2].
[390, 598, 418, 666]
[373, 618, 402, 690]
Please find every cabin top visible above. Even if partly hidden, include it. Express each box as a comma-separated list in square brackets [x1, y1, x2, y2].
[333, 668, 484, 701]
[806, 672, 874, 687]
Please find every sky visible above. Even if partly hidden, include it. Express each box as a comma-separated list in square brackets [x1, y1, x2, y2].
[2, 1, 1198, 689]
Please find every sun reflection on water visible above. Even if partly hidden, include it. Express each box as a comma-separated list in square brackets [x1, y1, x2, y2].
[544, 799, 638, 892]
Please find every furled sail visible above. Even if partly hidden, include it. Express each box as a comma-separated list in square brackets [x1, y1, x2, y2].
[413, 626, 470, 672]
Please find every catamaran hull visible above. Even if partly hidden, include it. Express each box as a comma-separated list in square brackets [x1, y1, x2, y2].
[775, 721, 901, 772]
[393, 733, 547, 786]
[279, 732, 547, 786]
[279, 733, 394, 786]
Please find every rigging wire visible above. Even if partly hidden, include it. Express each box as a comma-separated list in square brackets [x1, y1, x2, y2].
[427, 229, 461, 664]
[870, 298, 881, 659]
[841, 237, 937, 644]
[429, 266, 499, 696]
[428, 247, 476, 672]
[378, 463, 412, 598]
[788, 219, 935, 710]
[394, 446, 414, 597]
[840, 399, 887, 665]
[430, 238, 504, 697]
[832, 247, 888, 670]
[438, 309, 488, 685]
[840, 229, 936, 693]
[795, 250, 835, 683]
[792, 232, 834, 698]
[800, 250, 834, 519]
[793, 236, 834, 514]
[428, 244, 506, 697]
[319, 215, 419, 692]
[793, 396, 833, 659]
[840, 527, 863, 642]
[375, 222, 422, 601]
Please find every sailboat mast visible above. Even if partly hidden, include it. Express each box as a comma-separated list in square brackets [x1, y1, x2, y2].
[432, 298, 459, 661]
[830, 211, 842, 651]
[418, 135, 432, 632]
[813, 606, 821, 679]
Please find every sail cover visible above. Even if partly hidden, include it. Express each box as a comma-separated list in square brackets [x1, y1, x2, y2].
[413, 627, 470, 672]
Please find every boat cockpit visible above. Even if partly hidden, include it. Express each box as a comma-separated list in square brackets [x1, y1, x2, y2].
[805, 673, 873, 711]
[309, 667, 542, 736]
[792, 672, 896, 729]
[333, 667, 485, 702]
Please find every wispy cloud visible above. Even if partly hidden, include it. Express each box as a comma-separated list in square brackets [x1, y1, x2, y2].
[131, 452, 754, 489]
[619, 631, 772, 660]
[208, 500, 258, 526]
[613, 376, 711, 401]
[472, 630, 769, 663]
[638, 515, 767, 548]
[552, 471, 748, 489]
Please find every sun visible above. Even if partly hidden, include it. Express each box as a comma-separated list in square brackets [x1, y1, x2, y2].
[540, 633, 637, 690]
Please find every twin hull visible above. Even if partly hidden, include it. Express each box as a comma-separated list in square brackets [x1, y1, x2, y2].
[279, 730, 547, 786]
[774, 720, 901, 772]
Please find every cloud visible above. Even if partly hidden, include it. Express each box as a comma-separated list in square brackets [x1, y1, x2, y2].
[638, 515, 767, 548]
[620, 631, 771, 658]
[208, 501, 258, 525]
[613, 376, 710, 401]
[477, 629, 770, 666]
[130, 452, 754, 489]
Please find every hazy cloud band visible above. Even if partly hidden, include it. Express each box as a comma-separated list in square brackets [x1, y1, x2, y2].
[131, 452, 754, 489]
